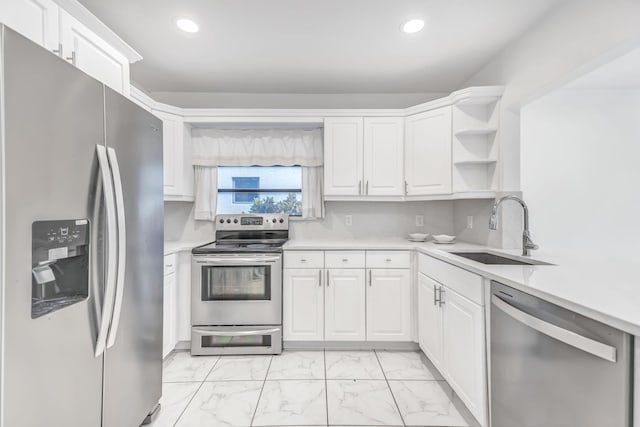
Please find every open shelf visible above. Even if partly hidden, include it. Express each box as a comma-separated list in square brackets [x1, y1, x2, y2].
[455, 159, 498, 166]
[455, 128, 498, 136]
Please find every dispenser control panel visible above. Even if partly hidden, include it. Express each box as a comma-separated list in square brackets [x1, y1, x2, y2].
[33, 219, 89, 249]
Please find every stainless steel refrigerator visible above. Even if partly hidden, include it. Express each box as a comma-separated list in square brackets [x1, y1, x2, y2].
[0, 26, 164, 426]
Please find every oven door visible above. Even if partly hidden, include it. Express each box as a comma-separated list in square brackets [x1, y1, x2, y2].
[191, 253, 282, 325]
[191, 325, 282, 355]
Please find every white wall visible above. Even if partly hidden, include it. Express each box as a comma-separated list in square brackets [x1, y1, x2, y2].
[520, 89, 640, 253]
[164, 202, 215, 242]
[149, 91, 447, 109]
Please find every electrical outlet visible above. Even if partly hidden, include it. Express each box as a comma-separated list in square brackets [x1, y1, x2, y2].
[466, 215, 474, 229]
[415, 215, 424, 227]
[345, 215, 352, 226]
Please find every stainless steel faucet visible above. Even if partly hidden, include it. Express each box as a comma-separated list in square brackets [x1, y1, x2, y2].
[489, 195, 539, 256]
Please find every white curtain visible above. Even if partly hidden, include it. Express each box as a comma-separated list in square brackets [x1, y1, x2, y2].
[192, 128, 323, 167]
[301, 167, 324, 219]
[194, 166, 218, 221]
[191, 128, 324, 221]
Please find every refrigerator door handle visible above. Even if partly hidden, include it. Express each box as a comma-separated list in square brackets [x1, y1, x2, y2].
[106, 147, 127, 348]
[95, 145, 118, 357]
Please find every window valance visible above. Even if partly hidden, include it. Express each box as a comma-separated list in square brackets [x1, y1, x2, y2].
[192, 128, 323, 167]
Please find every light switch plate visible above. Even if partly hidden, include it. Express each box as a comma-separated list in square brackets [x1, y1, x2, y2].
[415, 215, 424, 227]
[466, 215, 474, 229]
[345, 215, 352, 226]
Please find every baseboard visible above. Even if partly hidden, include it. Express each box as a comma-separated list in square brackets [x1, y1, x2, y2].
[175, 340, 191, 351]
[283, 341, 419, 351]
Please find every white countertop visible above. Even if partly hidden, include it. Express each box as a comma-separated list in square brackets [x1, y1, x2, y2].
[284, 238, 640, 336]
[164, 240, 210, 255]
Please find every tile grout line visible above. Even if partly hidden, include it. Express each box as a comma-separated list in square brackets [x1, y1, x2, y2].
[250, 355, 274, 427]
[172, 355, 223, 427]
[323, 349, 329, 426]
[374, 350, 407, 427]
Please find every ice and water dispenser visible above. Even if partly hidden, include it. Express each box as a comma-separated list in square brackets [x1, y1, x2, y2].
[31, 219, 89, 318]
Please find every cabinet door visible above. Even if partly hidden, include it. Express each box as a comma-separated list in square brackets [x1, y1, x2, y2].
[59, 10, 130, 95]
[442, 286, 486, 425]
[0, 0, 59, 50]
[162, 272, 176, 358]
[324, 117, 363, 196]
[283, 269, 324, 341]
[325, 269, 366, 341]
[154, 111, 183, 197]
[405, 107, 452, 195]
[417, 274, 444, 370]
[366, 269, 411, 341]
[363, 117, 405, 196]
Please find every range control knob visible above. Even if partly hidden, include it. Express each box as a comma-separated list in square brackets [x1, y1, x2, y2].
[219, 219, 224, 224]
[279, 218, 284, 223]
[233, 219, 238, 223]
[226, 219, 231, 223]
[272, 218, 277, 223]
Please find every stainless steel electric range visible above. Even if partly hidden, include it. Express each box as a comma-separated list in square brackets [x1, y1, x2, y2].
[190, 214, 289, 355]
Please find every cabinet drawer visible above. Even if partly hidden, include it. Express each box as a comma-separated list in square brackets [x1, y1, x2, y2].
[325, 251, 366, 269]
[419, 254, 483, 305]
[284, 251, 324, 269]
[366, 251, 411, 269]
[164, 253, 177, 276]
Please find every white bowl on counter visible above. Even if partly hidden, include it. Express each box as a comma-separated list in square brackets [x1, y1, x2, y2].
[408, 233, 429, 242]
[433, 234, 456, 244]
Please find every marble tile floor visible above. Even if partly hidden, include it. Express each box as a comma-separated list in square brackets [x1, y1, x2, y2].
[151, 350, 478, 427]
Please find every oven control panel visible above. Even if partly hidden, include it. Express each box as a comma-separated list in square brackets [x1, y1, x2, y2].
[215, 214, 289, 230]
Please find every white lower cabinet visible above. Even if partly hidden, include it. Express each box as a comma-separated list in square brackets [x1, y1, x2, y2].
[162, 269, 176, 358]
[418, 273, 444, 370]
[325, 269, 366, 341]
[418, 254, 487, 426]
[283, 269, 324, 341]
[366, 269, 411, 341]
[442, 286, 486, 424]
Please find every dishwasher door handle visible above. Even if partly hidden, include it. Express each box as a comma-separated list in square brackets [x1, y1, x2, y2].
[491, 295, 617, 362]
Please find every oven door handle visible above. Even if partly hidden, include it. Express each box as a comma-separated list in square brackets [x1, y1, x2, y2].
[194, 257, 281, 265]
[192, 328, 281, 336]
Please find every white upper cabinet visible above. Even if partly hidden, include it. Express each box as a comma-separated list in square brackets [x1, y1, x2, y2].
[283, 269, 324, 341]
[324, 269, 366, 341]
[366, 268, 411, 341]
[0, 0, 59, 50]
[363, 117, 405, 196]
[59, 10, 130, 95]
[324, 117, 364, 196]
[405, 106, 453, 195]
[155, 111, 194, 200]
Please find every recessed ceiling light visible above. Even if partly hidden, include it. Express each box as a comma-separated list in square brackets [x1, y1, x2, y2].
[176, 18, 199, 33]
[402, 19, 425, 34]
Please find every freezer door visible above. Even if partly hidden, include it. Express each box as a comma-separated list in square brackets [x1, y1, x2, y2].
[101, 87, 164, 427]
[1, 27, 105, 426]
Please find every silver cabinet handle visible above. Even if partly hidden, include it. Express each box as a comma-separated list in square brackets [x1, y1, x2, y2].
[106, 147, 127, 348]
[52, 43, 63, 57]
[385, 258, 392, 262]
[193, 328, 281, 336]
[326, 270, 330, 286]
[438, 287, 445, 307]
[66, 51, 76, 65]
[342, 258, 349, 262]
[433, 284, 437, 306]
[165, 264, 174, 268]
[300, 258, 307, 263]
[318, 269, 322, 286]
[405, 180, 409, 195]
[94, 145, 118, 357]
[492, 295, 617, 362]
[358, 180, 362, 195]
[369, 269, 372, 286]
[366, 181, 369, 195]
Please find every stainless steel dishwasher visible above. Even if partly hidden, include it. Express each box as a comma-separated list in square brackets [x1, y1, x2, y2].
[490, 281, 633, 427]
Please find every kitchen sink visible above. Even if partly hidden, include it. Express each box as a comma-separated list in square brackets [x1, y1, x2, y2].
[449, 251, 550, 266]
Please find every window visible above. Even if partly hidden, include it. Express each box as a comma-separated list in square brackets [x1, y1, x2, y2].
[217, 166, 302, 216]
[232, 177, 259, 204]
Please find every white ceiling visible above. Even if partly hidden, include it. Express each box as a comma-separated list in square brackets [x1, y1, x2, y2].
[78, 0, 559, 94]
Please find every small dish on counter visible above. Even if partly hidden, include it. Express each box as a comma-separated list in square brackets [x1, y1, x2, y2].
[433, 234, 456, 244]
[408, 233, 429, 242]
